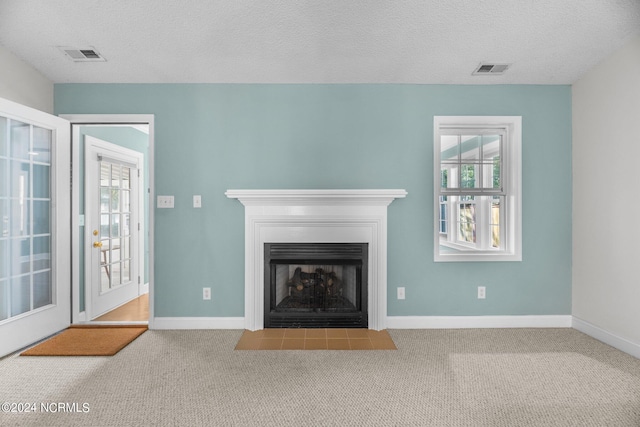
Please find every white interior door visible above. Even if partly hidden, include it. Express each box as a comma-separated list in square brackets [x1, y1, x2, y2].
[85, 136, 141, 318]
[0, 97, 71, 357]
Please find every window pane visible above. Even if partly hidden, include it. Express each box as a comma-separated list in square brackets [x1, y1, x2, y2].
[122, 167, 130, 189]
[33, 200, 50, 235]
[33, 164, 50, 199]
[100, 214, 110, 238]
[10, 121, 30, 160]
[32, 126, 51, 164]
[11, 275, 30, 316]
[111, 214, 120, 237]
[100, 249, 110, 292]
[439, 197, 447, 234]
[460, 135, 480, 161]
[10, 199, 29, 236]
[482, 135, 501, 161]
[457, 196, 476, 245]
[123, 260, 130, 283]
[10, 161, 30, 198]
[14, 238, 30, 274]
[100, 162, 110, 185]
[491, 197, 501, 248]
[491, 156, 501, 190]
[111, 238, 121, 262]
[0, 240, 7, 278]
[0, 198, 7, 237]
[123, 236, 130, 260]
[33, 270, 51, 309]
[440, 135, 459, 161]
[111, 262, 121, 287]
[111, 188, 120, 212]
[122, 214, 130, 236]
[0, 117, 7, 157]
[100, 188, 110, 213]
[0, 159, 6, 197]
[0, 280, 7, 320]
[460, 164, 477, 188]
[122, 190, 130, 212]
[33, 235, 50, 271]
[111, 164, 121, 188]
[441, 165, 458, 189]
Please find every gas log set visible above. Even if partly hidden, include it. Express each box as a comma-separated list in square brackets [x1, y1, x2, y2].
[279, 266, 351, 310]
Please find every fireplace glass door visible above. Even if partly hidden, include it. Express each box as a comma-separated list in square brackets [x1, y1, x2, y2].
[264, 243, 367, 328]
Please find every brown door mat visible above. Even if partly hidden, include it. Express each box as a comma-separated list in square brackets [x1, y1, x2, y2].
[21, 325, 148, 356]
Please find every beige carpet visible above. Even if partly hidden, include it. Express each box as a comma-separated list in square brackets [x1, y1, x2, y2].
[2, 328, 639, 426]
[20, 325, 148, 356]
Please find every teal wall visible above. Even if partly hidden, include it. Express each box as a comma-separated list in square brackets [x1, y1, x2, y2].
[55, 84, 572, 318]
[76, 126, 150, 312]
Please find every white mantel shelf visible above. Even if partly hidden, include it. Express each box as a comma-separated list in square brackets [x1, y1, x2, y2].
[225, 189, 408, 206]
[226, 188, 408, 331]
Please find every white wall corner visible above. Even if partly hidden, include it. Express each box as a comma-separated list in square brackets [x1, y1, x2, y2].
[572, 317, 640, 359]
[0, 44, 54, 113]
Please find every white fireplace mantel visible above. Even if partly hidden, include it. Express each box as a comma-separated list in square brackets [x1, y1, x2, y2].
[226, 189, 407, 331]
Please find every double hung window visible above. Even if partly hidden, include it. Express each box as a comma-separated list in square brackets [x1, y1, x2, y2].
[434, 116, 521, 261]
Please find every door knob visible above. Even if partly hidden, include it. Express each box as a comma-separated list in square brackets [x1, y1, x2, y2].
[93, 241, 103, 248]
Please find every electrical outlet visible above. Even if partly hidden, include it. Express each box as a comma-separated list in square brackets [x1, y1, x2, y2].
[397, 287, 405, 300]
[477, 286, 486, 299]
[203, 287, 211, 300]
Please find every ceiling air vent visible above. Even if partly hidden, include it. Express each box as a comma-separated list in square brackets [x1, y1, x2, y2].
[58, 46, 106, 62]
[473, 63, 510, 75]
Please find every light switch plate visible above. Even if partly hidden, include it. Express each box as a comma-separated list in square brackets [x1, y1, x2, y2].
[193, 195, 202, 208]
[157, 195, 174, 208]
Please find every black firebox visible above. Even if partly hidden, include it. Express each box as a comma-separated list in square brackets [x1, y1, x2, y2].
[264, 243, 368, 328]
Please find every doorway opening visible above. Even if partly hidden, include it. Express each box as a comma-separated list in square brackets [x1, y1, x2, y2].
[66, 115, 154, 326]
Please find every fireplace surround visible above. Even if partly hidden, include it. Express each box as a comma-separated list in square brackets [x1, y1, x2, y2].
[225, 189, 407, 331]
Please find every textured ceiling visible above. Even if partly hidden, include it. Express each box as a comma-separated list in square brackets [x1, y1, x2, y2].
[0, 0, 639, 84]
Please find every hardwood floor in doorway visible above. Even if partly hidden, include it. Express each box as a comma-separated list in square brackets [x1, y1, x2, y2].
[94, 294, 149, 322]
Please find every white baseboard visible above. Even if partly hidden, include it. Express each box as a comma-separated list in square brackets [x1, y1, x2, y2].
[151, 317, 244, 330]
[386, 315, 572, 329]
[151, 315, 572, 330]
[572, 317, 640, 359]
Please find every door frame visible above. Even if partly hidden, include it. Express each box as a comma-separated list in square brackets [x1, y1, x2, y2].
[84, 135, 144, 319]
[63, 114, 155, 328]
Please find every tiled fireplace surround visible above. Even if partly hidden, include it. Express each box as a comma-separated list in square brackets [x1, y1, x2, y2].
[225, 189, 407, 331]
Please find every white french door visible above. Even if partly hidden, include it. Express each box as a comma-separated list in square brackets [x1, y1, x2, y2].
[85, 136, 141, 318]
[0, 97, 70, 357]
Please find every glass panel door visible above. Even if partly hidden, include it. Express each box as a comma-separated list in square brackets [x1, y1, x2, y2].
[99, 160, 133, 293]
[0, 117, 52, 321]
[0, 97, 70, 358]
[85, 135, 140, 319]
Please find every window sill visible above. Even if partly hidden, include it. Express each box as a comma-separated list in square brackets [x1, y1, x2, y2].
[435, 251, 522, 262]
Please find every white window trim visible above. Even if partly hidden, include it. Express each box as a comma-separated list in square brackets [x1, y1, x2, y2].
[434, 116, 522, 262]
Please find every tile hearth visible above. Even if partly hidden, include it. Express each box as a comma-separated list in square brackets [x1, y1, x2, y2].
[234, 329, 397, 350]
